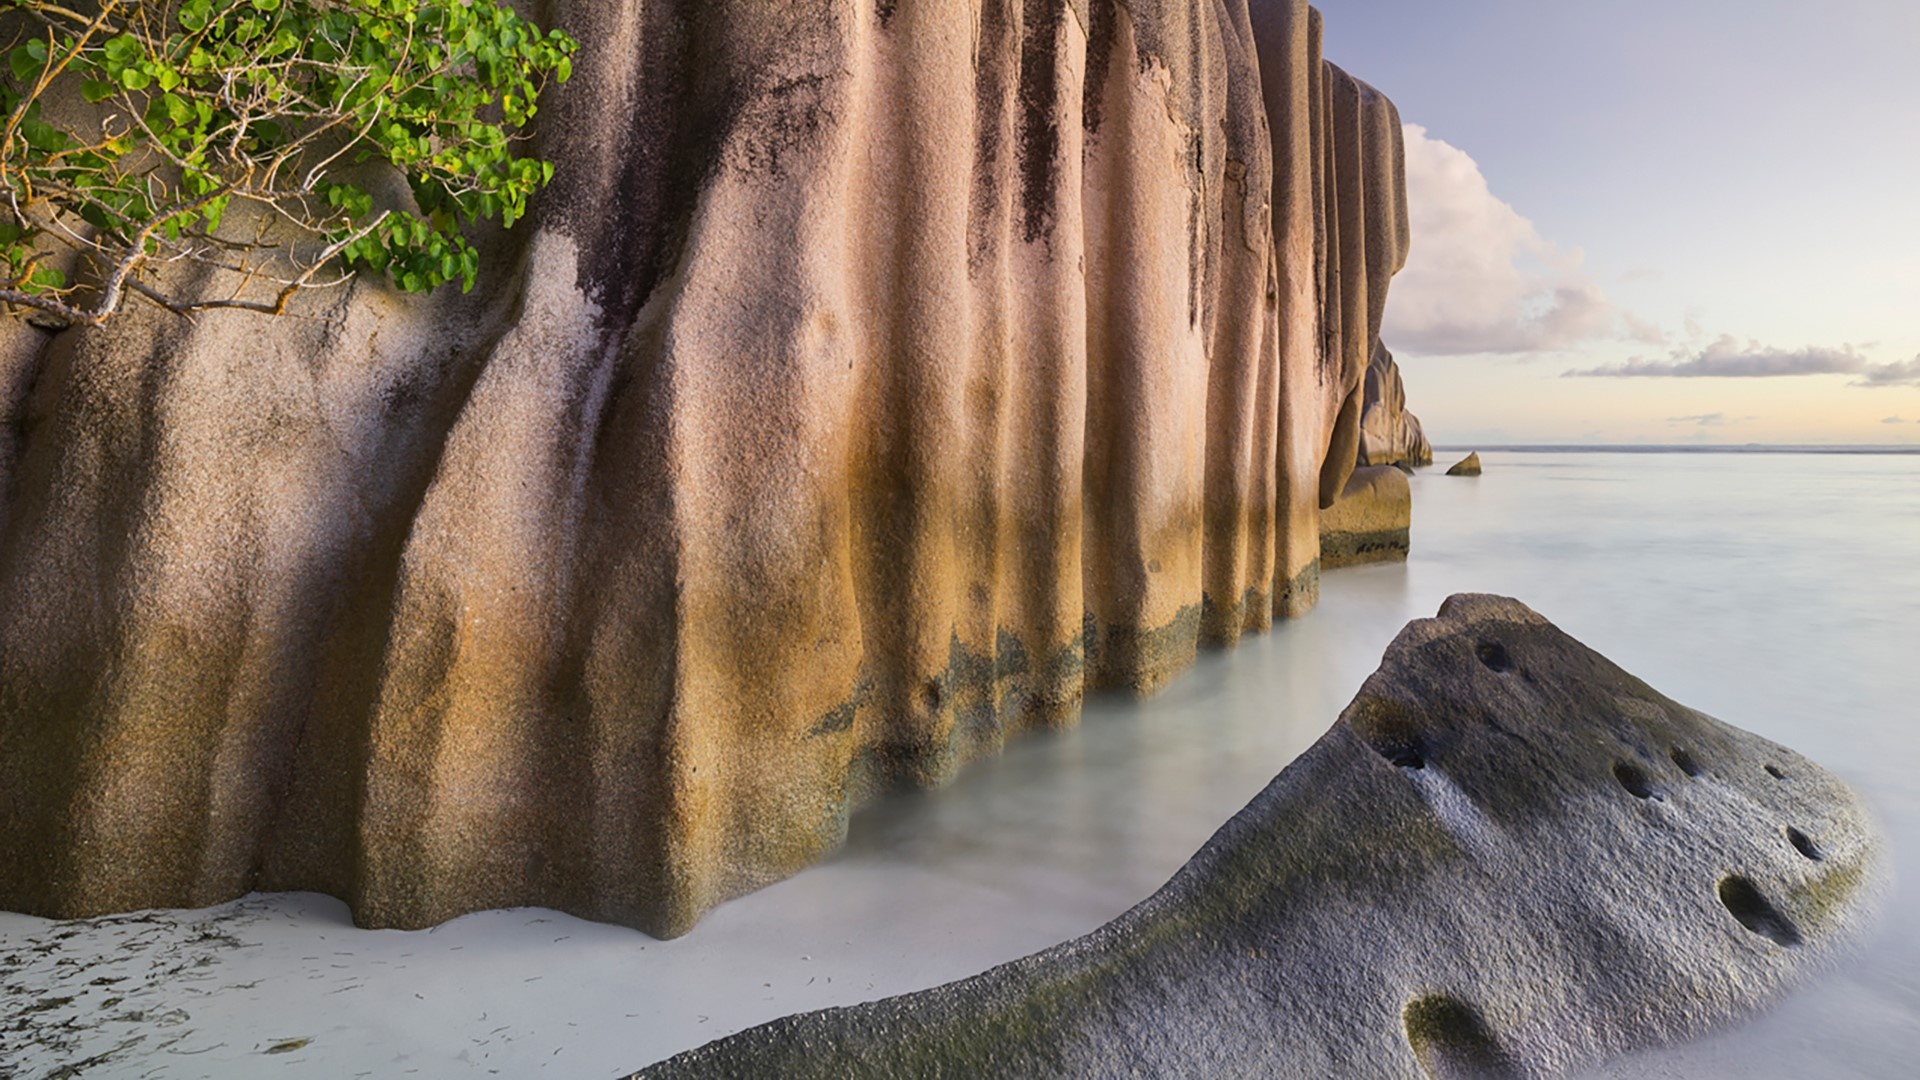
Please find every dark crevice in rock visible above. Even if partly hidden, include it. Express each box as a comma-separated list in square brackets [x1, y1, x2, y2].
[1613, 761, 1655, 800]
[1719, 875, 1802, 947]
[1766, 763, 1788, 780]
[1786, 826, 1824, 862]
[1669, 745, 1703, 777]
[1474, 640, 1513, 673]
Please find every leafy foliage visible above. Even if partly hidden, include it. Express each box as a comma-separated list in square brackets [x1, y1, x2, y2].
[0, 0, 575, 324]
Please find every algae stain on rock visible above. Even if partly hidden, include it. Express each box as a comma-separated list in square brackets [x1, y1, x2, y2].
[1403, 995, 1521, 1080]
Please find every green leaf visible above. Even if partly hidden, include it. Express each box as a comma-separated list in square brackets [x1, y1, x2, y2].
[81, 80, 117, 104]
[9, 45, 44, 84]
[180, 0, 214, 33]
[20, 117, 69, 153]
[102, 34, 141, 66]
[119, 67, 152, 92]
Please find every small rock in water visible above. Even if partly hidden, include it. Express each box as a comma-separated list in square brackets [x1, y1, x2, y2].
[631, 595, 1884, 1079]
[1446, 451, 1483, 476]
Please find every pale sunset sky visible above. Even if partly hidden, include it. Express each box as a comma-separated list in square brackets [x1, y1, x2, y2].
[1319, 0, 1920, 445]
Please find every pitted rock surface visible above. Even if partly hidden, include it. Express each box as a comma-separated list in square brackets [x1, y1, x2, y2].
[634, 595, 1883, 1078]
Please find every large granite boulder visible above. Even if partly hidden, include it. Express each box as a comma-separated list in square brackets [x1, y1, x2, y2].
[1359, 341, 1432, 467]
[0, 2, 1410, 938]
[634, 595, 1884, 1078]
[1447, 451, 1484, 476]
[1319, 464, 1410, 568]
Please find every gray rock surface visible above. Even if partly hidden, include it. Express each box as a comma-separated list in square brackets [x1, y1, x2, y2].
[1447, 451, 1483, 476]
[632, 595, 1884, 1079]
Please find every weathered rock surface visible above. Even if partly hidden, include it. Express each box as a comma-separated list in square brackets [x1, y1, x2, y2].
[1360, 341, 1432, 467]
[0, 2, 1409, 937]
[1448, 451, 1484, 476]
[633, 595, 1884, 1078]
[1319, 464, 1410, 568]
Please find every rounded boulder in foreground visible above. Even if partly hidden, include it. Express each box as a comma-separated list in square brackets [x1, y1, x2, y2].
[633, 594, 1885, 1079]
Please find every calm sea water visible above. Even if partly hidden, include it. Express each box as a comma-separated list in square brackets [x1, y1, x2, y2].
[3, 451, 1916, 1077]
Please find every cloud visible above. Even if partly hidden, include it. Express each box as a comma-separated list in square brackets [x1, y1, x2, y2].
[1566, 337, 1866, 378]
[1566, 340, 1920, 385]
[1851, 356, 1920, 388]
[1882, 416, 1906, 424]
[1668, 413, 1727, 426]
[1384, 125, 1655, 355]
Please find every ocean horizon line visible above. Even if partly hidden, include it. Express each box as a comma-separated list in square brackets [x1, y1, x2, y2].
[1429, 443, 1920, 455]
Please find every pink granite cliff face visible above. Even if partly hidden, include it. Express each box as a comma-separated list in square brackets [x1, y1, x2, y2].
[0, 0, 1409, 938]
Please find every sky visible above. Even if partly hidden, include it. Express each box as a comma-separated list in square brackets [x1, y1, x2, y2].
[1317, 0, 1920, 445]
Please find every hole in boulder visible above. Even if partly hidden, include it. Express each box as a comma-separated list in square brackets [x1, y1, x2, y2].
[1765, 764, 1787, 780]
[1474, 641, 1513, 673]
[1718, 875, 1802, 947]
[1669, 746, 1702, 777]
[1613, 761, 1655, 799]
[1375, 736, 1426, 771]
[1785, 827, 1824, 862]
[1353, 701, 1433, 772]
[1403, 995, 1521, 1080]
[919, 679, 944, 714]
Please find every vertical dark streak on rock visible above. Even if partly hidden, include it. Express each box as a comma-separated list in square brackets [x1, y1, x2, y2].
[971, 0, 1017, 272]
[1187, 6, 1206, 330]
[1081, 0, 1116, 134]
[543, 1, 724, 332]
[1308, 9, 1333, 377]
[1017, 0, 1066, 245]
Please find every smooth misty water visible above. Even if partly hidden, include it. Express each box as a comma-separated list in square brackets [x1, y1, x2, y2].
[2, 451, 1916, 1078]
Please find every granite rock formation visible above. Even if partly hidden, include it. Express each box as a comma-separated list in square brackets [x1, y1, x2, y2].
[633, 595, 1885, 1078]
[0, 1, 1408, 937]
[1319, 464, 1410, 567]
[1359, 341, 1432, 467]
[1448, 451, 1484, 477]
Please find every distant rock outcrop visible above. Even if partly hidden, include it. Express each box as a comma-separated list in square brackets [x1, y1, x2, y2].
[0, 2, 1409, 937]
[633, 596, 1885, 1079]
[1319, 465, 1410, 567]
[1447, 452, 1484, 476]
[1359, 342, 1432, 467]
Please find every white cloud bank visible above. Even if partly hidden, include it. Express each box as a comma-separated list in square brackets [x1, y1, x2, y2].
[1383, 124, 1656, 356]
[1565, 341, 1920, 387]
